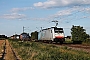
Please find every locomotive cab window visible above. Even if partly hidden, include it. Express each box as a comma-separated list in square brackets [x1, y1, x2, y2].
[54, 28, 63, 33]
[55, 30, 63, 33]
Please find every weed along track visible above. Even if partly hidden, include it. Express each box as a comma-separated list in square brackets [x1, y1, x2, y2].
[1, 39, 19, 60]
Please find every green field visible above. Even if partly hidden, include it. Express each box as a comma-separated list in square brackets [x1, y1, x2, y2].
[9, 39, 90, 60]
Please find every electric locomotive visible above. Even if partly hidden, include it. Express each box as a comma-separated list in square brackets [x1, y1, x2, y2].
[38, 27, 65, 43]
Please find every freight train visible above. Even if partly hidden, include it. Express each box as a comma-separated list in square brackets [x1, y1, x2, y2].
[20, 33, 30, 41]
[38, 27, 65, 43]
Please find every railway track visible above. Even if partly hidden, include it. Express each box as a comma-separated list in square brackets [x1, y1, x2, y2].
[67, 44, 90, 52]
[54, 43, 90, 53]
[35, 40, 90, 53]
[9, 40, 19, 60]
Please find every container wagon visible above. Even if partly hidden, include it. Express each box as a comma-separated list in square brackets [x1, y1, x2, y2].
[38, 27, 65, 43]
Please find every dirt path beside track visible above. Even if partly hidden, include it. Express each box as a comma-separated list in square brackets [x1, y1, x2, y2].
[0, 40, 19, 60]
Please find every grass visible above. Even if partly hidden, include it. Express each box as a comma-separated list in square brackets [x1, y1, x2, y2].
[9, 39, 90, 60]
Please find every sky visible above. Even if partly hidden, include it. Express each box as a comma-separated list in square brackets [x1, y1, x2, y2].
[0, 0, 90, 37]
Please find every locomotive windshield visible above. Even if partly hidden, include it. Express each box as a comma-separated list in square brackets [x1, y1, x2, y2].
[54, 28, 63, 33]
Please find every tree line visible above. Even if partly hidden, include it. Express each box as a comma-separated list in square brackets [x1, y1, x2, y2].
[0, 35, 7, 39]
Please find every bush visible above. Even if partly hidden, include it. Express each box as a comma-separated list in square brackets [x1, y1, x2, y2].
[71, 25, 89, 43]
